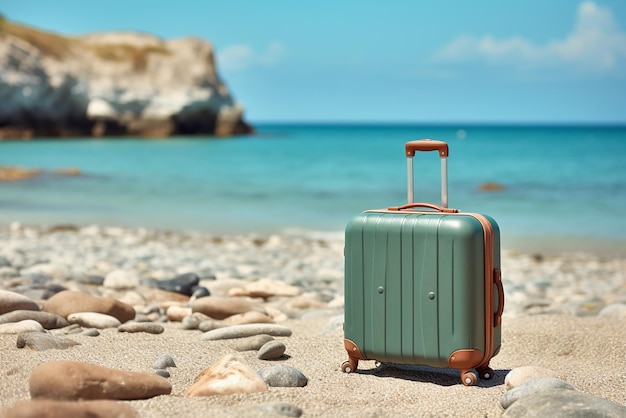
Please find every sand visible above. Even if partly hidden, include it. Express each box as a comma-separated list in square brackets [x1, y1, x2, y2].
[1, 313, 625, 417]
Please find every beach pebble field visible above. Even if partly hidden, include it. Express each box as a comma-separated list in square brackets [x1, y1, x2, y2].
[0, 222, 625, 417]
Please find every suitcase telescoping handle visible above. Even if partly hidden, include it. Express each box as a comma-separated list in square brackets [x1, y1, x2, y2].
[405, 139, 449, 208]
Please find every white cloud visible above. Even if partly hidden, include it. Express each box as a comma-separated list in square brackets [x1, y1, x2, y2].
[217, 41, 286, 71]
[432, 1, 626, 74]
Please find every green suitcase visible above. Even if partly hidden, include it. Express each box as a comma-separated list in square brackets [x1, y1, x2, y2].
[342, 139, 504, 386]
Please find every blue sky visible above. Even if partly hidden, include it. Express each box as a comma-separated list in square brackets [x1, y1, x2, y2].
[2, 1, 626, 124]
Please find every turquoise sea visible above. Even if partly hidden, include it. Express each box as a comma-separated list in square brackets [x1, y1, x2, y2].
[1, 124, 625, 254]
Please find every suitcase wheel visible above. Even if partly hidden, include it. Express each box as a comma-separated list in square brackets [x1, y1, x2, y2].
[341, 359, 358, 373]
[477, 366, 494, 380]
[461, 371, 477, 386]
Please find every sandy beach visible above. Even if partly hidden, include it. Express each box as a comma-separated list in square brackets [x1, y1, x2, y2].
[0, 223, 625, 417]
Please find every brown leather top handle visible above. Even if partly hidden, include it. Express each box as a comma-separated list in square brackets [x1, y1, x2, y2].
[405, 139, 449, 157]
[387, 202, 459, 213]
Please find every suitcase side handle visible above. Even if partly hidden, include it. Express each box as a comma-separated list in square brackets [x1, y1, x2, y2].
[405, 139, 449, 157]
[405, 139, 449, 207]
[494, 269, 504, 327]
[388, 202, 459, 213]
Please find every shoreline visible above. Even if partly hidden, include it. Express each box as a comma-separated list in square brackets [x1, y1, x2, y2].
[2, 221, 625, 259]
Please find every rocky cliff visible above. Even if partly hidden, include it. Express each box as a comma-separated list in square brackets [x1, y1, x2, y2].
[0, 17, 253, 139]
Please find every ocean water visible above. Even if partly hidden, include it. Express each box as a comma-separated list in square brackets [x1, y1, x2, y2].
[1, 124, 625, 254]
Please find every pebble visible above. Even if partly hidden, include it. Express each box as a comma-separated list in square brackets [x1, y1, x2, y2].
[198, 319, 225, 332]
[153, 354, 176, 369]
[166, 305, 192, 322]
[0, 310, 70, 329]
[0, 289, 39, 315]
[103, 269, 140, 289]
[185, 354, 268, 396]
[598, 303, 626, 319]
[118, 322, 164, 334]
[504, 366, 560, 389]
[0, 319, 45, 334]
[43, 291, 135, 323]
[147, 272, 200, 296]
[258, 340, 287, 360]
[500, 378, 578, 409]
[200, 324, 292, 341]
[1, 399, 138, 418]
[181, 312, 210, 330]
[68, 312, 121, 329]
[191, 296, 265, 320]
[502, 388, 626, 417]
[155, 369, 170, 378]
[29, 360, 172, 400]
[228, 278, 301, 298]
[257, 364, 308, 387]
[223, 311, 275, 326]
[16, 332, 81, 351]
[229, 334, 275, 352]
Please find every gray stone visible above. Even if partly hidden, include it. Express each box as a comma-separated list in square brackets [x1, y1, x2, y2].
[598, 303, 626, 319]
[230, 334, 274, 352]
[198, 319, 224, 332]
[153, 354, 176, 369]
[256, 402, 303, 417]
[0, 310, 70, 329]
[257, 364, 308, 387]
[258, 340, 286, 360]
[82, 328, 100, 337]
[16, 332, 80, 351]
[502, 389, 626, 417]
[200, 324, 292, 341]
[118, 322, 164, 334]
[500, 378, 578, 409]
[155, 369, 170, 378]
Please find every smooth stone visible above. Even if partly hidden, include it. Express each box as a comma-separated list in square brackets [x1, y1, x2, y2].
[151, 272, 200, 296]
[191, 296, 265, 320]
[155, 369, 170, 378]
[103, 269, 140, 289]
[15, 283, 66, 301]
[181, 312, 210, 330]
[0, 310, 70, 329]
[1, 399, 138, 418]
[502, 388, 626, 417]
[258, 340, 286, 360]
[257, 364, 308, 387]
[16, 332, 80, 351]
[200, 324, 292, 341]
[29, 360, 172, 400]
[0, 320, 45, 334]
[166, 305, 192, 322]
[82, 328, 100, 337]
[43, 291, 135, 323]
[153, 354, 176, 369]
[223, 311, 274, 326]
[229, 334, 275, 352]
[598, 303, 626, 319]
[198, 319, 225, 332]
[256, 402, 303, 417]
[68, 312, 121, 329]
[185, 354, 268, 396]
[118, 322, 164, 334]
[0, 289, 39, 315]
[500, 378, 578, 409]
[228, 278, 301, 298]
[505, 366, 560, 389]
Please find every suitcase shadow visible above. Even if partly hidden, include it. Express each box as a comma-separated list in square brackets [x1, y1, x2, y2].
[358, 363, 509, 388]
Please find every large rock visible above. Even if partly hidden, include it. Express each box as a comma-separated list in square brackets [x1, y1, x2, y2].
[1, 399, 138, 418]
[29, 361, 172, 400]
[42, 291, 135, 323]
[0, 19, 253, 139]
